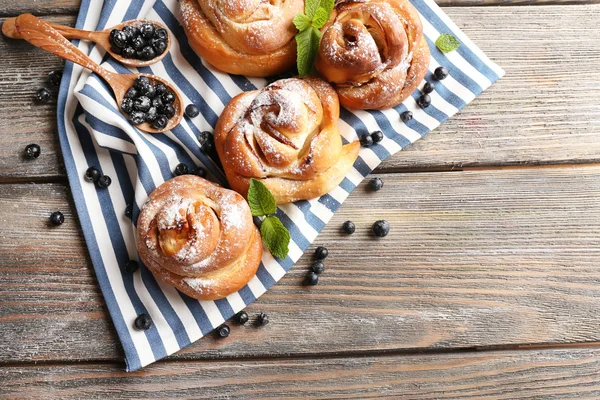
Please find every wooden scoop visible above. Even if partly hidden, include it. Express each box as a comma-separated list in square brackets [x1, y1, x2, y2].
[3, 16, 171, 67]
[14, 14, 182, 134]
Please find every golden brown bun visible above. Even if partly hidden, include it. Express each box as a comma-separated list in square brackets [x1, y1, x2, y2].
[314, 0, 430, 110]
[136, 175, 262, 300]
[179, 0, 302, 77]
[214, 77, 360, 205]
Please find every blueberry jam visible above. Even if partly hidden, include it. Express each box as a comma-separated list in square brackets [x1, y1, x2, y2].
[122, 76, 176, 129]
[109, 22, 168, 61]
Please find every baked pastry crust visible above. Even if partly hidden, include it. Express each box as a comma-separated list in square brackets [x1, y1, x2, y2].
[214, 77, 360, 204]
[314, 0, 430, 110]
[136, 175, 262, 300]
[179, 0, 302, 77]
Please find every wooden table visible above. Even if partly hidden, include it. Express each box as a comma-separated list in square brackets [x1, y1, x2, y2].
[2, 0, 600, 397]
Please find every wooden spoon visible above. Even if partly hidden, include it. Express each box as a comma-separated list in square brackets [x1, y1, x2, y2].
[14, 13, 182, 134]
[3, 16, 171, 67]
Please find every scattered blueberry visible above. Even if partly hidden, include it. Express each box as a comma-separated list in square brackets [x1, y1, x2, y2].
[360, 134, 374, 148]
[198, 131, 214, 152]
[372, 220, 390, 237]
[417, 94, 431, 109]
[85, 166, 101, 182]
[134, 313, 152, 330]
[400, 111, 413, 122]
[307, 271, 319, 285]
[217, 324, 231, 338]
[185, 104, 200, 118]
[258, 313, 269, 326]
[434, 66, 449, 80]
[125, 260, 139, 273]
[422, 82, 435, 94]
[48, 70, 62, 86]
[125, 203, 133, 218]
[369, 177, 383, 191]
[50, 211, 64, 226]
[235, 311, 249, 325]
[36, 88, 51, 103]
[311, 260, 325, 274]
[152, 115, 169, 129]
[24, 143, 41, 159]
[371, 130, 384, 144]
[97, 175, 112, 188]
[195, 166, 207, 178]
[174, 163, 190, 176]
[342, 220, 355, 234]
[315, 246, 328, 260]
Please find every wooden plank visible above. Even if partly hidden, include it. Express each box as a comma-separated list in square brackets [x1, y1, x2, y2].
[2, 348, 600, 398]
[2, 166, 600, 362]
[2, 5, 600, 180]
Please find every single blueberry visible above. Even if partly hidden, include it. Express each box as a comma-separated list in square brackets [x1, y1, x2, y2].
[24, 144, 41, 159]
[50, 211, 64, 226]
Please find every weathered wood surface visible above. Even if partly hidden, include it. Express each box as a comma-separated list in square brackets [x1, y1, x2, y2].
[2, 166, 600, 363]
[1, 5, 600, 179]
[2, 348, 600, 399]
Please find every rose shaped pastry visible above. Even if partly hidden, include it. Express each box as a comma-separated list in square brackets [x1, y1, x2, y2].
[136, 175, 262, 300]
[179, 0, 303, 77]
[314, 0, 430, 110]
[214, 77, 360, 204]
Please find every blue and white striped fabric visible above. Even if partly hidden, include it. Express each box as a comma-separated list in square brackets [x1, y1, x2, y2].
[57, 0, 503, 371]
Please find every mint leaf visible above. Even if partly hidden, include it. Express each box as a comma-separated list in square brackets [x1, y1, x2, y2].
[293, 14, 312, 32]
[319, 0, 335, 15]
[312, 7, 329, 29]
[435, 34, 460, 53]
[261, 216, 290, 259]
[305, 0, 321, 20]
[296, 27, 321, 77]
[247, 178, 277, 217]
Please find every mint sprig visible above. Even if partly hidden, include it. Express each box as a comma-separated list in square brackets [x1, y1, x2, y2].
[247, 178, 291, 259]
[435, 34, 461, 53]
[294, 0, 335, 77]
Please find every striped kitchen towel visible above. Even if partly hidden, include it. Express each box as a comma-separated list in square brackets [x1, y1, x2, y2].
[57, 0, 504, 371]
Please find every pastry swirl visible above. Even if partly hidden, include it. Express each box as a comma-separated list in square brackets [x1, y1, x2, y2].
[314, 0, 430, 110]
[214, 77, 360, 204]
[136, 175, 262, 300]
[179, 0, 303, 77]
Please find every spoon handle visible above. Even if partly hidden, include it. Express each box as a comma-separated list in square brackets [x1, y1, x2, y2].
[15, 14, 111, 80]
[3, 17, 95, 40]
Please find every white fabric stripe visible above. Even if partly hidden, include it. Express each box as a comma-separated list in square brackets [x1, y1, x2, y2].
[199, 300, 226, 329]
[226, 292, 247, 313]
[246, 275, 267, 299]
[261, 255, 287, 282]
[155, 280, 204, 343]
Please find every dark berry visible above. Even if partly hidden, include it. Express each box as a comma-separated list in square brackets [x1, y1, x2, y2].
[121, 46, 136, 58]
[140, 23, 155, 39]
[97, 175, 112, 188]
[198, 131, 214, 152]
[315, 246, 328, 260]
[311, 260, 325, 274]
[306, 271, 319, 285]
[371, 130, 384, 144]
[50, 211, 64, 226]
[145, 107, 158, 122]
[129, 111, 146, 125]
[110, 45, 122, 55]
[400, 111, 413, 122]
[135, 76, 151, 89]
[342, 220, 355, 234]
[141, 46, 156, 60]
[417, 94, 431, 109]
[131, 36, 146, 51]
[134, 96, 151, 112]
[185, 104, 200, 118]
[85, 166, 101, 182]
[154, 83, 167, 96]
[154, 28, 168, 40]
[434, 66, 449, 80]
[151, 97, 163, 108]
[134, 313, 152, 330]
[36, 88, 51, 103]
[174, 163, 189, 176]
[369, 177, 383, 191]
[195, 166, 207, 178]
[24, 143, 41, 159]
[140, 83, 155, 98]
[160, 104, 175, 118]
[235, 311, 249, 324]
[423, 82, 435, 94]
[111, 30, 128, 48]
[162, 91, 175, 105]
[217, 324, 231, 338]
[152, 115, 169, 129]
[122, 25, 139, 42]
[258, 313, 269, 326]
[372, 220, 390, 237]
[121, 97, 134, 114]
[125, 86, 139, 99]
[109, 29, 120, 43]
[125, 260, 139, 273]
[360, 134, 373, 148]
[48, 70, 62, 86]
[152, 39, 168, 55]
[125, 203, 133, 218]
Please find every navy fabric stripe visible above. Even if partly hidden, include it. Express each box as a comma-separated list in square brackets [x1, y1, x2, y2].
[254, 263, 277, 290]
[237, 286, 256, 305]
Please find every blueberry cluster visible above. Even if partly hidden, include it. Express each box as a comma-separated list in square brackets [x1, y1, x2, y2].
[213, 311, 269, 338]
[121, 76, 176, 129]
[360, 130, 385, 148]
[109, 23, 168, 61]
